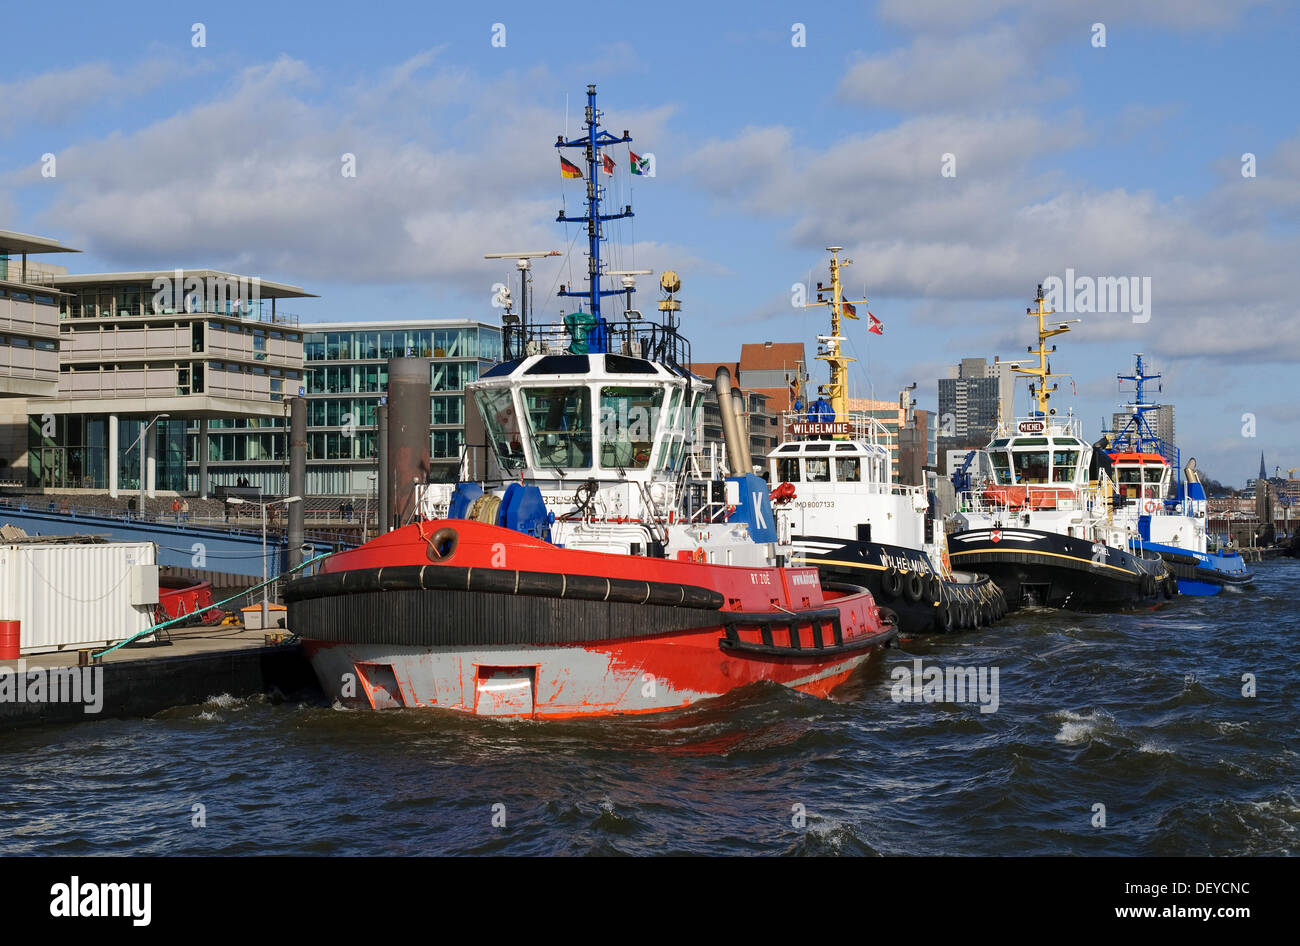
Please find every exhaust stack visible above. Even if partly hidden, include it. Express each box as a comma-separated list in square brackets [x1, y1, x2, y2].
[713, 367, 752, 476]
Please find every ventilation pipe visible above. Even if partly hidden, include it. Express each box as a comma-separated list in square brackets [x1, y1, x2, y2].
[713, 367, 752, 476]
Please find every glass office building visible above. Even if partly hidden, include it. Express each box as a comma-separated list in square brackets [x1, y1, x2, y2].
[24, 268, 309, 494]
[189, 319, 502, 496]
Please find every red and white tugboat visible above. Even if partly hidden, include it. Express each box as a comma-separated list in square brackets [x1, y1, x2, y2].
[285, 86, 897, 718]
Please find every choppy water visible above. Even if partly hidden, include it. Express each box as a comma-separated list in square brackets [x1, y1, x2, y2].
[3, 560, 1297, 856]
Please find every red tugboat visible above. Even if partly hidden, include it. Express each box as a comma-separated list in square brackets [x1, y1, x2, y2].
[284, 86, 897, 718]
[287, 518, 895, 717]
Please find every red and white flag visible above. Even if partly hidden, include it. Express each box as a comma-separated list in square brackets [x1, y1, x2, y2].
[868, 312, 884, 335]
[602, 153, 615, 176]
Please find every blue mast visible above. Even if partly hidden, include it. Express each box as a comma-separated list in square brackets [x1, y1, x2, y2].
[555, 84, 634, 325]
[1115, 353, 1181, 485]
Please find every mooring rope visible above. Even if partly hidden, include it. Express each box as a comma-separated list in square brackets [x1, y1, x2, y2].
[91, 551, 335, 659]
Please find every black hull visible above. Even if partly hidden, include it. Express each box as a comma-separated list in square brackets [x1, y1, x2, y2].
[793, 535, 1007, 634]
[948, 528, 1172, 611]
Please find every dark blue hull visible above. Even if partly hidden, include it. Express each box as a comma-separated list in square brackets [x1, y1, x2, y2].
[1136, 541, 1253, 596]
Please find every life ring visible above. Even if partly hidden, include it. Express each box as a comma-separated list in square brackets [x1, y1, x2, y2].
[1143, 499, 1158, 514]
[904, 571, 925, 602]
[692, 546, 707, 564]
[425, 526, 459, 561]
[881, 567, 904, 598]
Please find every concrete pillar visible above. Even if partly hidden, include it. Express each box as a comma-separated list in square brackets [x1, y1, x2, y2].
[198, 417, 209, 499]
[288, 397, 306, 569]
[108, 414, 119, 498]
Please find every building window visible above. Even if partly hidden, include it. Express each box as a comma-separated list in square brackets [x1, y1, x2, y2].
[432, 361, 478, 392]
[431, 395, 464, 426]
[432, 429, 465, 459]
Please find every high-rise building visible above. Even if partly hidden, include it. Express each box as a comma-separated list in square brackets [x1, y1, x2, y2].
[923, 408, 938, 468]
[847, 396, 906, 480]
[1110, 403, 1176, 452]
[937, 356, 1017, 469]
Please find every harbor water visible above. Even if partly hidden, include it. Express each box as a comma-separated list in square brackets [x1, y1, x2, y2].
[2, 559, 1296, 856]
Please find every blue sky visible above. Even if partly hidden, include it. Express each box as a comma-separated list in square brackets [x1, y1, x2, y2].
[2, 0, 1297, 485]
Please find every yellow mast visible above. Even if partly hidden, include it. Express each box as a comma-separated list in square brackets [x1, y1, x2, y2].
[805, 246, 870, 425]
[1011, 284, 1074, 418]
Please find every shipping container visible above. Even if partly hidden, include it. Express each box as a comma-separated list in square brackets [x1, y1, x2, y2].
[0, 542, 158, 654]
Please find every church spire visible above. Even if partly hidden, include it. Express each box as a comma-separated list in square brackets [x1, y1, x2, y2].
[1260, 451, 1267, 480]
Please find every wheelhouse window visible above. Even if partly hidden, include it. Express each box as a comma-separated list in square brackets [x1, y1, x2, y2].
[991, 452, 1012, 485]
[835, 457, 861, 482]
[1051, 450, 1079, 483]
[777, 457, 800, 482]
[475, 387, 526, 471]
[523, 386, 592, 469]
[1116, 467, 1143, 487]
[1011, 439, 1050, 483]
[805, 457, 830, 482]
[657, 387, 685, 472]
[599, 385, 664, 470]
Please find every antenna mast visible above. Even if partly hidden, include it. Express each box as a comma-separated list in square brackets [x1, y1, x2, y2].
[805, 246, 869, 425]
[1013, 285, 1077, 418]
[555, 84, 634, 321]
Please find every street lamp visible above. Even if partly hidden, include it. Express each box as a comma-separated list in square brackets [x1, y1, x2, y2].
[126, 413, 169, 519]
[226, 494, 301, 628]
[365, 472, 377, 542]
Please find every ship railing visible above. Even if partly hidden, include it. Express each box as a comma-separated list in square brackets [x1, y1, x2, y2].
[687, 500, 733, 525]
[686, 442, 728, 481]
[1003, 414, 1084, 439]
[780, 410, 894, 447]
[506, 318, 691, 370]
[956, 483, 1090, 515]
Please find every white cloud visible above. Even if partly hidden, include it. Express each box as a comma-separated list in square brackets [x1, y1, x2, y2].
[838, 27, 1057, 110]
[0, 57, 208, 131]
[3, 55, 685, 301]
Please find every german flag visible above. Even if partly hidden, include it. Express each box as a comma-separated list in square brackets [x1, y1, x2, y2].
[842, 300, 858, 319]
[560, 156, 583, 179]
